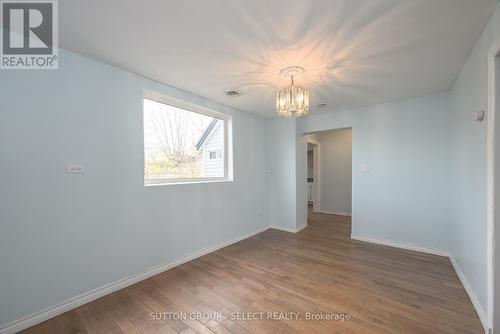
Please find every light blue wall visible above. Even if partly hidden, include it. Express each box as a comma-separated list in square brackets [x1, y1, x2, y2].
[0, 49, 269, 327]
[449, 2, 500, 325]
[265, 118, 298, 230]
[316, 128, 352, 215]
[295, 132, 309, 229]
[297, 93, 454, 251]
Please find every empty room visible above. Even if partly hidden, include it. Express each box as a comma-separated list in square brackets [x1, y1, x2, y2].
[2, 0, 500, 333]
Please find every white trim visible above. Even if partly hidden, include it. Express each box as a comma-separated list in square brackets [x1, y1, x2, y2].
[1, 224, 486, 334]
[350, 234, 449, 257]
[270, 222, 308, 233]
[142, 91, 233, 186]
[487, 38, 500, 333]
[269, 225, 297, 233]
[317, 209, 351, 217]
[145, 177, 231, 186]
[296, 221, 308, 232]
[0, 226, 269, 334]
[306, 139, 320, 146]
[449, 254, 488, 333]
[307, 139, 321, 213]
[144, 90, 231, 121]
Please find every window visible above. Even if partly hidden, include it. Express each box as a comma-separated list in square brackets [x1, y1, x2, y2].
[208, 150, 222, 160]
[143, 94, 231, 185]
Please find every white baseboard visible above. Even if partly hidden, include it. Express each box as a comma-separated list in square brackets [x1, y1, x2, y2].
[269, 225, 296, 233]
[350, 234, 449, 257]
[352, 233, 489, 334]
[296, 222, 308, 232]
[448, 254, 488, 333]
[2, 226, 488, 334]
[317, 209, 351, 217]
[269, 222, 308, 233]
[0, 226, 270, 334]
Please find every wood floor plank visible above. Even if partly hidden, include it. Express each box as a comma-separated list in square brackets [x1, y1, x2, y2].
[19, 210, 483, 333]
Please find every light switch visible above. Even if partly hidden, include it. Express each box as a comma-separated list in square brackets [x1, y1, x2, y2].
[360, 164, 370, 172]
[66, 165, 84, 174]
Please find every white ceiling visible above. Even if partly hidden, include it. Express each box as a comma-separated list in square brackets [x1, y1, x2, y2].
[60, 0, 497, 117]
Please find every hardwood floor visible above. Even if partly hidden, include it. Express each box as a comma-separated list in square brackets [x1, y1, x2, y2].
[20, 211, 483, 334]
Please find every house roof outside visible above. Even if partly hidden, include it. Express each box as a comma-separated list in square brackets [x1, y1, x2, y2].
[195, 119, 219, 150]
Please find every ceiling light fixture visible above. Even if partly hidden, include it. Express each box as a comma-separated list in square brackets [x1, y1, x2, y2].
[276, 66, 310, 118]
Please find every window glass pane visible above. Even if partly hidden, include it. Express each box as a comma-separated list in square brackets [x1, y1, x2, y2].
[144, 98, 225, 181]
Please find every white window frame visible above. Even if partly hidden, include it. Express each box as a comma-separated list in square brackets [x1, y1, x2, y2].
[143, 90, 232, 186]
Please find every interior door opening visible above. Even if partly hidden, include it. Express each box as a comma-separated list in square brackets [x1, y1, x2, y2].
[305, 128, 352, 219]
[307, 142, 320, 214]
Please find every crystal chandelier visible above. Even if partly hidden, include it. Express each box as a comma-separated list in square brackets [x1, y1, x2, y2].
[275, 66, 310, 117]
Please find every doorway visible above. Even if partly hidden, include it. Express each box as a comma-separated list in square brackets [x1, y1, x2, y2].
[305, 128, 352, 218]
[307, 141, 320, 214]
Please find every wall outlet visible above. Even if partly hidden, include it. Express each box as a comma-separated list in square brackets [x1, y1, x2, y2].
[66, 164, 84, 174]
[360, 164, 370, 173]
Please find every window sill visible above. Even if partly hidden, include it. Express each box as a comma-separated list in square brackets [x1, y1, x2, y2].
[144, 178, 233, 187]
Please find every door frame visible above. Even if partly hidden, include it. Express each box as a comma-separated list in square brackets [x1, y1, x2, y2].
[487, 37, 500, 333]
[307, 139, 321, 213]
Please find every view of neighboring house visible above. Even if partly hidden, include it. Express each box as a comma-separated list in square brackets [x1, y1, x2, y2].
[196, 119, 224, 177]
